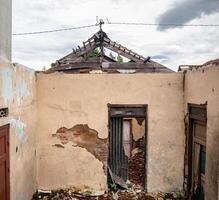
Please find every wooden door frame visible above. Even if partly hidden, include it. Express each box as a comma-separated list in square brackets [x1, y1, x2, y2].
[187, 103, 207, 198]
[0, 124, 10, 200]
[107, 104, 148, 191]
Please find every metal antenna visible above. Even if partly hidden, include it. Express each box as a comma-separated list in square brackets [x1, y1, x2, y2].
[99, 19, 105, 31]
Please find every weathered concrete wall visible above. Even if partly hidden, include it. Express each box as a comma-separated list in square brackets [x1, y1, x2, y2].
[0, 63, 37, 199]
[36, 73, 185, 193]
[0, 0, 12, 62]
[184, 67, 219, 200]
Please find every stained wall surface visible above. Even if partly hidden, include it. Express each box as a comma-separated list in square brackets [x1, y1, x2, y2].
[36, 72, 185, 193]
[0, 0, 12, 62]
[0, 62, 37, 200]
[184, 67, 219, 200]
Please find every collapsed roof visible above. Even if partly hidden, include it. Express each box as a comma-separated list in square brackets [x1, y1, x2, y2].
[178, 58, 219, 72]
[49, 30, 173, 73]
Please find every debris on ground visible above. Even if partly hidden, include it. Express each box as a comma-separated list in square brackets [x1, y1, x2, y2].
[128, 150, 145, 188]
[32, 188, 184, 200]
[32, 189, 154, 200]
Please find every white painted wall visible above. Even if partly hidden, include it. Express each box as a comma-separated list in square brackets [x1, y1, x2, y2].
[0, 0, 12, 62]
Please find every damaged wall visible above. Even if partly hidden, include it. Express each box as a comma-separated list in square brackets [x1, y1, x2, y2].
[36, 72, 185, 193]
[184, 66, 219, 200]
[0, 63, 37, 199]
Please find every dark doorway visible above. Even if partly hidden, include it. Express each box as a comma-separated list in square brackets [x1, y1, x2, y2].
[0, 124, 10, 200]
[186, 104, 207, 200]
[108, 104, 147, 190]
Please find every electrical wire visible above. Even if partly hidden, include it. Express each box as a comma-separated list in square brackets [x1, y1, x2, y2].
[12, 21, 219, 36]
[107, 21, 219, 27]
[12, 24, 98, 36]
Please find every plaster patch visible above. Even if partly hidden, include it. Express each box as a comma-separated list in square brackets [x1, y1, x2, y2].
[0, 67, 13, 105]
[10, 118, 28, 144]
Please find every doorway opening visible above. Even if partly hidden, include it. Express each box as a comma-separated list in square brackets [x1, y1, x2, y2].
[0, 124, 10, 200]
[186, 104, 207, 200]
[107, 104, 147, 190]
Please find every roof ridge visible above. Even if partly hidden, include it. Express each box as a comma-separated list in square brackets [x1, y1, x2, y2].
[50, 30, 173, 73]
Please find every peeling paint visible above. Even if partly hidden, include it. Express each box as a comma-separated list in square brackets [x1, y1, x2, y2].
[0, 67, 13, 105]
[10, 118, 28, 144]
[56, 124, 108, 162]
[16, 76, 30, 106]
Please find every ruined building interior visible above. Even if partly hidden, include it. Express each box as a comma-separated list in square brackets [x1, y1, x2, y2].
[0, 3, 219, 199]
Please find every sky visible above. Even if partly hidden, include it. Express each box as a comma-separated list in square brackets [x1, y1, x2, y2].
[12, 0, 219, 71]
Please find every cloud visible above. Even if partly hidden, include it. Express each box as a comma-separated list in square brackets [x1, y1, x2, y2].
[151, 55, 169, 60]
[12, 0, 219, 71]
[157, 0, 219, 31]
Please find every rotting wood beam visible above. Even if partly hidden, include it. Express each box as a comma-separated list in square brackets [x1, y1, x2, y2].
[48, 62, 101, 72]
[103, 44, 144, 63]
[88, 39, 92, 47]
[103, 38, 147, 63]
[72, 48, 76, 54]
[56, 41, 96, 62]
[50, 61, 171, 72]
[54, 42, 97, 65]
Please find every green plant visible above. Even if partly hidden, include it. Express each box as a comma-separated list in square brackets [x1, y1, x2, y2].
[175, 191, 184, 199]
[89, 48, 101, 58]
[83, 190, 92, 196]
[117, 54, 124, 63]
[109, 182, 118, 191]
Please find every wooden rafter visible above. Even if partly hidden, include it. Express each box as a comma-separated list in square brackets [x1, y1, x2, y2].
[50, 30, 173, 73]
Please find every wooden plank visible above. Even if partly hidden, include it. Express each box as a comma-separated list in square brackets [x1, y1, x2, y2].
[104, 43, 142, 62]
[105, 38, 147, 62]
[50, 61, 173, 73]
[102, 62, 171, 70]
[104, 42, 147, 63]
[56, 41, 96, 64]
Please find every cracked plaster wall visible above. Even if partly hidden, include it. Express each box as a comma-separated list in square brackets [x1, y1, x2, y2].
[184, 67, 219, 200]
[36, 72, 185, 193]
[0, 62, 37, 200]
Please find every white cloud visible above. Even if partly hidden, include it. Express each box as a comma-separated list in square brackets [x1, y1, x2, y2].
[12, 0, 219, 71]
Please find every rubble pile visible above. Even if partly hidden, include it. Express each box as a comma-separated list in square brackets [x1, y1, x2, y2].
[128, 150, 145, 187]
[32, 189, 155, 200]
[32, 188, 184, 200]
